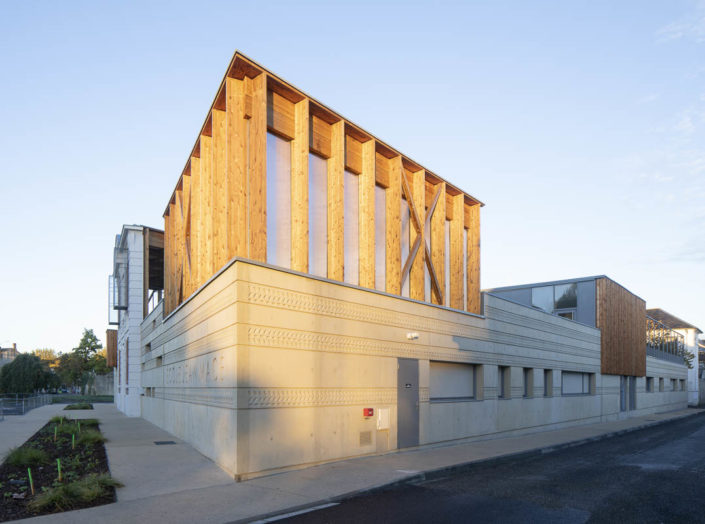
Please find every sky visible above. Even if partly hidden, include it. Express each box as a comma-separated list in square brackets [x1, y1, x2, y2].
[0, 0, 703, 354]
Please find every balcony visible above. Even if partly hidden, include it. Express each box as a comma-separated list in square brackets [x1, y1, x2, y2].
[646, 315, 686, 365]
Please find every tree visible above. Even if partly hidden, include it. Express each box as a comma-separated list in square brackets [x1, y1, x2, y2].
[32, 348, 58, 368]
[54, 329, 108, 393]
[75, 329, 102, 362]
[0, 354, 52, 394]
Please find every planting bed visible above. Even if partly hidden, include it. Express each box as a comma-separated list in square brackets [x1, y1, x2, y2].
[64, 403, 94, 410]
[0, 416, 119, 522]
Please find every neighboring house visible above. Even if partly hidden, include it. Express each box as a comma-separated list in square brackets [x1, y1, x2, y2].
[107, 225, 164, 417]
[0, 343, 19, 368]
[109, 51, 688, 480]
[646, 308, 702, 407]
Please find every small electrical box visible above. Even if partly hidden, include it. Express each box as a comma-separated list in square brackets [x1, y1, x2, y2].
[363, 408, 374, 418]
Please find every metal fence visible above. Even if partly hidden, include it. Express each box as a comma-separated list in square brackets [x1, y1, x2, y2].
[0, 394, 51, 419]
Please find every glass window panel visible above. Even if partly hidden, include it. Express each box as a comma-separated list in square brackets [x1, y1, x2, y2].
[445, 219, 451, 306]
[344, 170, 359, 286]
[374, 185, 386, 292]
[266, 133, 291, 269]
[400, 198, 410, 297]
[554, 283, 578, 309]
[531, 286, 553, 313]
[308, 154, 327, 278]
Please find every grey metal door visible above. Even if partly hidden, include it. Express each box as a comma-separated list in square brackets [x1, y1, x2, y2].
[397, 358, 419, 448]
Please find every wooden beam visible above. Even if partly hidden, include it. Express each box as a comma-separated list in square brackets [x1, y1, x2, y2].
[212, 109, 227, 274]
[291, 98, 309, 273]
[359, 139, 376, 288]
[328, 120, 344, 281]
[182, 173, 192, 299]
[248, 73, 267, 262]
[190, 156, 201, 291]
[410, 169, 425, 301]
[375, 152, 389, 188]
[431, 182, 446, 305]
[466, 203, 481, 314]
[267, 89, 295, 140]
[386, 156, 401, 295]
[423, 184, 443, 304]
[309, 115, 331, 159]
[345, 134, 362, 174]
[450, 193, 464, 309]
[200, 134, 213, 280]
[226, 77, 248, 260]
[163, 209, 171, 315]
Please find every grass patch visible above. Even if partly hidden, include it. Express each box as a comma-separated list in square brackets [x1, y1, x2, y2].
[51, 395, 112, 404]
[64, 403, 93, 410]
[4, 447, 50, 468]
[27, 474, 122, 513]
[77, 430, 106, 446]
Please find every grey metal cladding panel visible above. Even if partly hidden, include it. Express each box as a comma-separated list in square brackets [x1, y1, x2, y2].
[490, 288, 531, 307]
[576, 280, 596, 327]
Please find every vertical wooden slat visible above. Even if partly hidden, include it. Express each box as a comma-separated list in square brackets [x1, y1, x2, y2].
[182, 174, 192, 298]
[450, 193, 464, 309]
[328, 120, 344, 281]
[226, 77, 248, 259]
[169, 201, 178, 313]
[212, 109, 227, 273]
[291, 98, 309, 272]
[358, 140, 376, 288]
[190, 156, 201, 291]
[143, 228, 149, 318]
[248, 73, 267, 261]
[431, 182, 446, 305]
[175, 187, 184, 305]
[200, 134, 213, 281]
[410, 170, 425, 300]
[386, 156, 402, 295]
[163, 210, 171, 315]
[466, 203, 481, 314]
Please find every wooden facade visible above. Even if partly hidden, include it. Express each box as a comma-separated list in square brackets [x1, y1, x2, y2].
[106, 329, 117, 368]
[162, 52, 483, 317]
[596, 277, 646, 376]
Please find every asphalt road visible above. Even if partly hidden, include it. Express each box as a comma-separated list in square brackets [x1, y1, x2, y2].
[282, 412, 705, 524]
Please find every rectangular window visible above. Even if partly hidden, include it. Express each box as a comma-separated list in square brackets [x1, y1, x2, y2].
[266, 133, 292, 269]
[531, 286, 553, 313]
[554, 283, 578, 309]
[344, 170, 359, 285]
[308, 153, 327, 278]
[125, 340, 129, 385]
[374, 185, 386, 292]
[562, 371, 591, 395]
[498, 366, 509, 399]
[444, 219, 450, 306]
[680, 379, 686, 391]
[430, 361, 475, 402]
[544, 369, 553, 397]
[523, 368, 533, 398]
[557, 311, 575, 320]
[671, 378, 677, 391]
[659, 377, 664, 392]
[400, 198, 410, 297]
[646, 377, 654, 392]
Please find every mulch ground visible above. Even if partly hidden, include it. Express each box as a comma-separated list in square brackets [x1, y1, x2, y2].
[0, 418, 115, 522]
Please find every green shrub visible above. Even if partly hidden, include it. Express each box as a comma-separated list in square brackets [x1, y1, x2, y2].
[49, 416, 67, 425]
[77, 430, 106, 446]
[4, 447, 50, 467]
[78, 418, 100, 428]
[64, 403, 93, 410]
[28, 474, 122, 512]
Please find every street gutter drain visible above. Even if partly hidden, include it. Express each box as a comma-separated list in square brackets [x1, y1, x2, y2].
[154, 440, 176, 445]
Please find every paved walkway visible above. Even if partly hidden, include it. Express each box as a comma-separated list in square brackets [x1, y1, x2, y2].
[5, 405, 702, 524]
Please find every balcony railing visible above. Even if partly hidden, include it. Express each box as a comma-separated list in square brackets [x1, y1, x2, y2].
[646, 315, 686, 365]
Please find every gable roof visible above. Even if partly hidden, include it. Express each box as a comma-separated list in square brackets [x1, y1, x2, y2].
[646, 308, 702, 334]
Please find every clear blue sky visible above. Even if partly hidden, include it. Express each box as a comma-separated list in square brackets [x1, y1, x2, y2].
[1, 0, 703, 353]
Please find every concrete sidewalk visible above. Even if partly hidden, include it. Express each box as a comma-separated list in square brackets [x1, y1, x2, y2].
[10, 405, 703, 524]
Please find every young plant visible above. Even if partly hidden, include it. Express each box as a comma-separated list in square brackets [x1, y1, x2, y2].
[27, 474, 123, 512]
[5, 447, 50, 468]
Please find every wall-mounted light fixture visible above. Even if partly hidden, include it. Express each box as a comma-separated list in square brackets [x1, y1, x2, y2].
[406, 332, 419, 341]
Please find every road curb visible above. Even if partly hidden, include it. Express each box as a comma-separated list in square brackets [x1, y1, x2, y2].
[235, 410, 703, 523]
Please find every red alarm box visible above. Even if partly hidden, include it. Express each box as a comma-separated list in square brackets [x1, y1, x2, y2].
[363, 408, 374, 417]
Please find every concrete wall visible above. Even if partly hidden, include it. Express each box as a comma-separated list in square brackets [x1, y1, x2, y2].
[675, 328, 699, 406]
[115, 228, 145, 417]
[140, 260, 688, 479]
